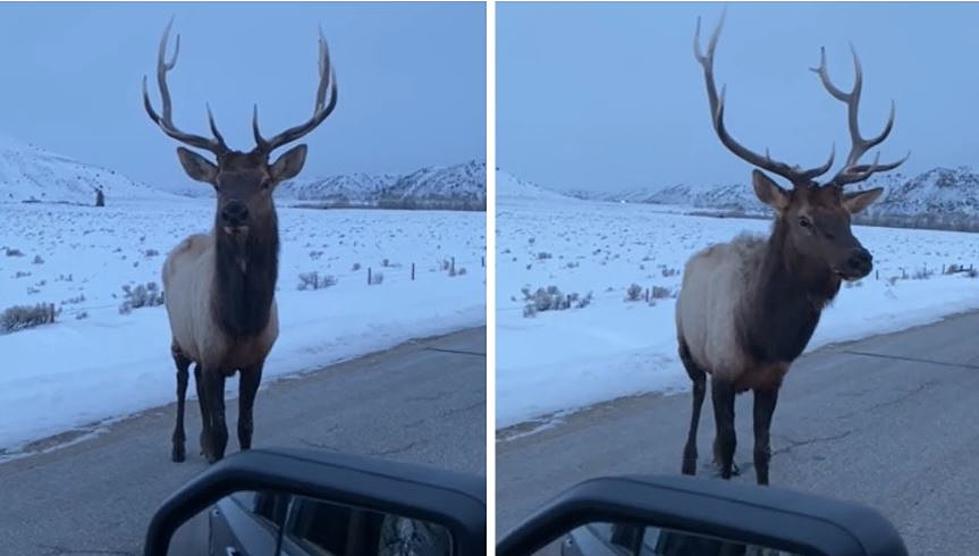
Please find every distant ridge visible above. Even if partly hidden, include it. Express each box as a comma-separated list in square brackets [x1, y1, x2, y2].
[0, 133, 181, 205]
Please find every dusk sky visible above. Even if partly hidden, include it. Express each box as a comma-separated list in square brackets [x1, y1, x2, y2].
[499, 2, 979, 193]
[0, 2, 485, 190]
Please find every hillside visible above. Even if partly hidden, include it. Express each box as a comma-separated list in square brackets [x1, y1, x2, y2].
[280, 160, 486, 210]
[0, 134, 178, 206]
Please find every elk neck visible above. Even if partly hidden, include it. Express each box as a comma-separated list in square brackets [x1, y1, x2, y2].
[739, 218, 841, 365]
[211, 209, 280, 338]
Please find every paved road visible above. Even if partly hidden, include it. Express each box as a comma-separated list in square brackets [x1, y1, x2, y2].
[0, 327, 485, 556]
[498, 312, 979, 555]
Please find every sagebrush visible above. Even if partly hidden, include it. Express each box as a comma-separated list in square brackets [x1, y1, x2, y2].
[1, 303, 56, 333]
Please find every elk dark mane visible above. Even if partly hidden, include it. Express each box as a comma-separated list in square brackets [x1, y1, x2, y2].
[212, 211, 280, 338]
[738, 219, 841, 367]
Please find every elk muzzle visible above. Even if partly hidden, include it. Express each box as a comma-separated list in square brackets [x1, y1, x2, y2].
[221, 201, 250, 230]
[839, 247, 873, 280]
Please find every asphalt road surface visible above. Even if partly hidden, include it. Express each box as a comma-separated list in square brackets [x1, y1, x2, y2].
[498, 312, 979, 555]
[0, 327, 485, 556]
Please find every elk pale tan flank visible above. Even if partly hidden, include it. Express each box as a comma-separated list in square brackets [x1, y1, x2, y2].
[677, 14, 908, 485]
[143, 20, 338, 463]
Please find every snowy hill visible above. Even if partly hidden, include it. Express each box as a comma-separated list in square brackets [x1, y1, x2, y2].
[872, 167, 979, 217]
[279, 160, 486, 210]
[497, 169, 576, 203]
[0, 134, 178, 206]
[584, 166, 979, 227]
[279, 172, 400, 205]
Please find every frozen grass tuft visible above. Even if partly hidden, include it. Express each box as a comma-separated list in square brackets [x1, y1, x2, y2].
[522, 285, 592, 317]
[118, 282, 165, 314]
[1, 303, 56, 333]
[625, 283, 643, 302]
[297, 272, 338, 291]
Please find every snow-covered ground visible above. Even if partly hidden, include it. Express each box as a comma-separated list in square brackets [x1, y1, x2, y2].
[0, 199, 485, 452]
[496, 172, 979, 429]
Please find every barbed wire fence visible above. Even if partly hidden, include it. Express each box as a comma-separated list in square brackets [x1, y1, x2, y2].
[15, 253, 486, 324]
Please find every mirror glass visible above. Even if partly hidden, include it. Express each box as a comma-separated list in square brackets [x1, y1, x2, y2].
[533, 522, 802, 556]
[168, 490, 453, 556]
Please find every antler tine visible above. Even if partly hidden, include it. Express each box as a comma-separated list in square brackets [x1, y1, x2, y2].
[206, 103, 227, 148]
[800, 143, 837, 180]
[142, 19, 229, 156]
[253, 28, 338, 154]
[694, 13, 833, 186]
[812, 44, 907, 188]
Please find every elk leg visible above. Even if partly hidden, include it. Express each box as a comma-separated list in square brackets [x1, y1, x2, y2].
[238, 363, 264, 451]
[711, 378, 737, 480]
[171, 347, 191, 463]
[753, 387, 779, 486]
[206, 371, 229, 463]
[194, 365, 213, 459]
[679, 339, 706, 475]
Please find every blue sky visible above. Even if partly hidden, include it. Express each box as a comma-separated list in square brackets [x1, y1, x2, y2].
[499, 2, 979, 192]
[0, 2, 485, 189]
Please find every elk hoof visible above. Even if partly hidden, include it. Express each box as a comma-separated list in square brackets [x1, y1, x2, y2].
[681, 458, 697, 475]
[711, 460, 740, 478]
[171, 444, 186, 463]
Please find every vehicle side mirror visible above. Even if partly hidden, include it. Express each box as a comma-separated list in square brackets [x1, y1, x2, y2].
[143, 448, 485, 556]
[497, 475, 907, 556]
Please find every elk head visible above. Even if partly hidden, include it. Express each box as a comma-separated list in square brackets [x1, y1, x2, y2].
[694, 14, 908, 281]
[143, 20, 337, 237]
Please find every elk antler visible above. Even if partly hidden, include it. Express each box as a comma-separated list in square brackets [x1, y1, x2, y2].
[142, 19, 230, 156]
[810, 45, 910, 188]
[693, 13, 836, 187]
[252, 26, 338, 154]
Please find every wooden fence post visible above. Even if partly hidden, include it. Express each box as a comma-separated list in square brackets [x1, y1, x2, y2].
[368, 267, 372, 285]
[411, 263, 415, 281]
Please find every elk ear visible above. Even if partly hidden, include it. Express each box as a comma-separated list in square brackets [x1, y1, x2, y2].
[842, 187, 883, 214]
[751, 170, 790, 212]
[176, 147, 218, 184]
[270, 144, 308, 182]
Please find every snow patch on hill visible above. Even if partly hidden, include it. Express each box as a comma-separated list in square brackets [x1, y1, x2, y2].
[0, 134, 180, 206]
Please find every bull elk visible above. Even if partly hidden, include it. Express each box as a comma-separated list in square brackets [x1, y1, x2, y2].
[677, 14, 907, 484]
[143, 20, 337, 463]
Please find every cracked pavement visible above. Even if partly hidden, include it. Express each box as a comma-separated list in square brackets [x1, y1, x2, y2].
[497, 311, 979, 555]
[0, 327, 485, 556]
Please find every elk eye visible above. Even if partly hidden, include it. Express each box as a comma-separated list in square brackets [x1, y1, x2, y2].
[798, 216, 812, 228]
[261, 180, 271, 190]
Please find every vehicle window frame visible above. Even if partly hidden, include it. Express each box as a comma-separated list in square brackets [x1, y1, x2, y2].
[227, 490, 293, 545]
[276, 495, 455, 556]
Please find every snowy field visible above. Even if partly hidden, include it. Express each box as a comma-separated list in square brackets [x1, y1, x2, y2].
[0, 199, 485, 453]
[496, 173, 979, 430]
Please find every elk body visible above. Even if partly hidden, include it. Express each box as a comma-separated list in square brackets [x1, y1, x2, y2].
[677, 15, 908, 485]
[143, 21, 338, 463]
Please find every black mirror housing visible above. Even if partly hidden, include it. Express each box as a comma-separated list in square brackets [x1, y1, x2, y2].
[498, 475, 907, 556]
[143, 448, 485, 556]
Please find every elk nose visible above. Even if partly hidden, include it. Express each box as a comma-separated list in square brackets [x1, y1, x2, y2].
[845, 247, 873, 276]
[221, 202, 249, 227]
